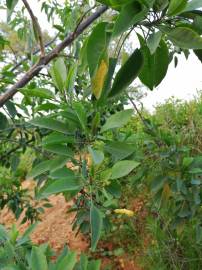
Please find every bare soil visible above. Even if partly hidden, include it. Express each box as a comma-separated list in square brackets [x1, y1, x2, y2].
[0, 180, 143, 269]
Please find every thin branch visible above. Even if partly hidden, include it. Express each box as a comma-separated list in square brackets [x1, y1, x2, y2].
[22, 0, 45, 57]
[0, 5, 108, 108]
[73, 4, 97, 34]
[126, 92, 145, 123]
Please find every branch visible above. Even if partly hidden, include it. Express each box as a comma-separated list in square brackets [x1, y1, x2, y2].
[0, 5, 108, 108]
[22, 0, 45, 57]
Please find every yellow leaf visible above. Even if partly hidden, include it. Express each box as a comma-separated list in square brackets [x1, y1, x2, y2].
[114, 208, 135, 217]
[92, 59, 108, 99]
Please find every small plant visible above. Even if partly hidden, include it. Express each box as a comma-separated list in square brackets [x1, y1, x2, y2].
[0, 224, 101, 270]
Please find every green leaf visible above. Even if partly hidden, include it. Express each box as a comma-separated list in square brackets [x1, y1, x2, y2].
[98, 0, 134, 9]
[30, 117, 70, 134]
[6, 0, 16, 9]
[73, 102, 87, 132]
[154, 0, 169, 11]
[50, 58, 67, 92]
[112, 1, 147, 38]
[0, 112, 8, 130]
[151, 175, 166, 193]
[105, 180, 121, 198]
[167, 0, 187, 16]
[88, 147, 104, 165]
[193, 15, 202, 35]
[50, 167, 74, 179]
[139, 36, 169, 90]
[20, 88, 54, 99]
[0, 225, 8, 240]
[101, 109, 133, 132]
[111, 160, 140, 179]
[109, 49, 143, 97]
[183, 0, 202, 12]
[28, 160, 52, 179]
[31, 247, 48, 270]
[38, 178, 83, 199]
[166, 27, 202, 49]
[18, 223, 38, 245]
[87, 22, 108, 78]
[90, 204, 103, 251]
[56, 251, 77, 270]
[100, 58, 117, 99]
[49, 156, 70, 172]
[104, 141, 136, 161]
[5, 101, 17, 118]
[6, 0, 18, 21]
[194, 49, 202, 63]
[147, 31, 162, 54]
[43, 144, 74, 157]
[42, 132, 74, 146]
[35, 103, 59, 112]
[87, 260, 101, 270]
[65, 63, 77, 93]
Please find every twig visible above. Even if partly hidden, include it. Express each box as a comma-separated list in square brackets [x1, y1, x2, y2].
[22, 0, 45, 57]
[126, 92, 145, 123]
[0, 5, 108, 107]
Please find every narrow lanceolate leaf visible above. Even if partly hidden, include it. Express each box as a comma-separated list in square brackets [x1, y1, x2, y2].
[101, 109, 133, 133]
[92, 59, 108, 99]
[30, 117, 70, 134]
[38, 178, 83, 199]
[111, 160, 140, 179]
[65, 63, 77, 93]
[50, 58, 67, 92]
[100, 58, 117, 99]
[147, 31, 162, 54]
[90, 204, 103, 251]
[20, 88, 54, 99]
[167, 0, 187, 16]
[87, 22, 108, 78]
[108, 49, 144, 97]
[112, 1, 146, 38]
[0, 112, 8, 130]
[166, 27, 202, 49]
[73, 102, 87, 132]
[31, 247, 48, 270]
[139, 36, 169, 90]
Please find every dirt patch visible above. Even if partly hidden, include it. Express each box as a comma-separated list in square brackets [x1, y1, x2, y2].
[0, 181, 144, 269]
[0, 192, 88, 254]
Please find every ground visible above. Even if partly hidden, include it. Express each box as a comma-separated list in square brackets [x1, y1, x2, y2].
[0, 180, 143, 270]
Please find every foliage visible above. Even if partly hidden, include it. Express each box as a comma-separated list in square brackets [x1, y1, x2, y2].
[0, 224, 101, 270]
[0, 0, 202, 268]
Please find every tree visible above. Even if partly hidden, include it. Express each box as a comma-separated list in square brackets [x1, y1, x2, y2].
[0, 0, 202, 253]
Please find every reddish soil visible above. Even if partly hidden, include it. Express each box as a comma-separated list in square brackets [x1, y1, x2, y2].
[0, 180, 143, 269]
[0, 193, 88, 253]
